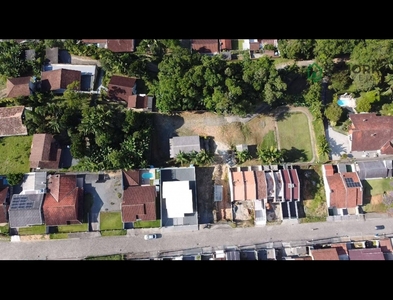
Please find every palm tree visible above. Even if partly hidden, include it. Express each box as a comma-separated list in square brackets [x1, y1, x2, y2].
[257, 146, 284, 165]
[175, 151, 190, 167]
[236, 150, 251, 165]
[196, 149, 214, 166]
[317, 136, 331, 159]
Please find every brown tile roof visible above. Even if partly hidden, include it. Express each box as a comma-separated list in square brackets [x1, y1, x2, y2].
[349, 113, 393, 153]
[108, 75, 137, 102]
[281, 169, 292, 201]
[232, 171, 245, 201]
[191, 39, 220, 53]
[0, 187, 9, 223]
[255, 171, 267, 199]
[324, 164, 334, 176]
[289, 169, 300, 200]
[220, 39, 232, 50]
[379, 238, 393, 253]
[250, 42, 260, 51]
[43, 174, 81, 226]
[122, 185, 157, 222]
[331, 243, 349, 256]
[348, 248, 385, 260]
[41, 69, 81, 91]
[123, 170, 140, 187]
[0, 106, 27, 137]
[326, 173, 346, 208]
[29, 134, 61, 169]
[128, 95, 148, 109]
[341, 172, 363, 207]
[106, 40, 134, 52]
[244, 171, 256, 200]
[311, 248, 340, 260]
[6, 77, 31, 98]
[81, 39, 107, 44]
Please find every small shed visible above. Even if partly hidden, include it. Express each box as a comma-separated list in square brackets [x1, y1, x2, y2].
[236, 144, 248, 152]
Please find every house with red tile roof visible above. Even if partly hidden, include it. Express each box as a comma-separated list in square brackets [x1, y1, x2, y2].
[0, 106, 28, 137]
[127, 94, 154, 111]
[310, 248, 340, 260]
[40, 69, 81, 93]
[121, 170, 157, 224]
[107, 75, 137, 103]
[379, 238, 393, 260]
[190, 39, 232, 54]
[29, 133, 62, 170]
[348, 247, 385, 260]
[6, 76, 34, 98]
[331, 242, 350, 260]
[43, 174, 83, 226]
[81, 39, 135, 52]
[348, 113, 393, 157]
[322, 164, 363, 217]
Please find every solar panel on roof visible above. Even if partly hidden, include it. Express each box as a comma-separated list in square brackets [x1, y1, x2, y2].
[344, 177, 361, 188]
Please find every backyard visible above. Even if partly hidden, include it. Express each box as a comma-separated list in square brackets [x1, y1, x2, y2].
[277, 112, 313, 162]
[0, 135, 32, 174]
[100, 211, 123, 231]
[362, 178, 393, 213]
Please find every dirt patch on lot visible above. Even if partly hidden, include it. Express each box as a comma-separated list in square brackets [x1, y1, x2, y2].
[20, 234, 50, 241]
[151, 111, 275, 166]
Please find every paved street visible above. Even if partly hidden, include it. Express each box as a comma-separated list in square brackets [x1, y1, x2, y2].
[1, 217, 392, 260]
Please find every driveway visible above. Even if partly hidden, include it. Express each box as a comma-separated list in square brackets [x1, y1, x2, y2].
[325, 125, 350, 160]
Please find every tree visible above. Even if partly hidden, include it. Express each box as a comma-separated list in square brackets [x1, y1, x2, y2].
[277, 39, 316, 60]
[317, 135, 331, 159]
[329, 70, 351, 93]
[196, 149, 214, 166]
[6, 173, 24, 186]
[175, 151, 190, 167]
[380, 103, 393, 116]
[324, 102, 343, 126]
[236, 150, 252, 164]
[257, 146, 284, 164]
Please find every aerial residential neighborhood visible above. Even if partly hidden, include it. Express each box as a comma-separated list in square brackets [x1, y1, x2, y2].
[0, 39, 393, 260]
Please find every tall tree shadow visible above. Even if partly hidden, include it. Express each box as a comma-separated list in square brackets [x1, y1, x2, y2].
[283, 147, 308, 163]
[270, 106, 290, 122]
[326, 136, 350, 158]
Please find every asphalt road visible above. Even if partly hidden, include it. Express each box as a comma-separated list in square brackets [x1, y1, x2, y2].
[1, 217, 392, 260]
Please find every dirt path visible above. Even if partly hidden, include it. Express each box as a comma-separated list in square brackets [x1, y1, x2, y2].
[273, 106, 317, 163]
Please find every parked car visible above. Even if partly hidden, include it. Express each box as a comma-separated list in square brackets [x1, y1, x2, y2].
[144, 234, 158, 240]
[375, 225, 385, 230]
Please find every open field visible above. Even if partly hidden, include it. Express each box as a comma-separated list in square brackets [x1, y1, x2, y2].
[277, 112, 312, 162]
[0, 135, 32, 174]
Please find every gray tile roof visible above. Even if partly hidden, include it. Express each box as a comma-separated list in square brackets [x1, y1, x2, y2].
[169, 135, 201, 158]
[8, 193, 44, 228]
[356, 160, 388, 180]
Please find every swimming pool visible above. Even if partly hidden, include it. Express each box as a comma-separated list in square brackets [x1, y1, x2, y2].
[337, 98, 352, 107]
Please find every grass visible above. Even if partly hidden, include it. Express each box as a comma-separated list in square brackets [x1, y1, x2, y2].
[313, 117, 329, 163]
[85, 254, 125, 260]
[273, 57, 295, 66]
[101, 229, 127, 236]
[0, 224, 9, 236]
[277, 112, 313, 162]
[50, 233, 69, 239]
[133, 219, 161, 228]
[57, 223, 88, 233]
[0, 136, 33, 174]
[18, 225, 46, 235]
[100, 211, 123, 230]
[362, 178, 393, 196]
[260, 130, 277, 149]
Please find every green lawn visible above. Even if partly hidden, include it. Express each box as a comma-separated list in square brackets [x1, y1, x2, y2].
[0, 135, 32, 174]
[259, 130, 277, 149]
[273, 57, 295, 66]
[57, 223, 88, 233]
[133, 220, 161, 228]
[362, 178, 393, 196]
[18, 225, 46, 235]
[101, 229, 127, 236]
[100, 211, 123, 230]
[277, 112, 313, 162]
[50, 233, 69, 239]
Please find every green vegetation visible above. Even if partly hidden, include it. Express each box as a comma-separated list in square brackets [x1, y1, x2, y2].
[85, 254, 125, 260]
[101, 229, 127, 236]
[0, 224, 9, 236]
[0, 136, 32, 174]
[312, 117, 329, 163]
[260, 130, 277, 149]
[57, 223, 88, 233]
[50, 233, 69, 240]
[277, 112, 312, 162]
[133, 220, 161, 228]
[100, 212, 123, 231]
[18, 225, 46, 235]
[362, 178, 393, 196]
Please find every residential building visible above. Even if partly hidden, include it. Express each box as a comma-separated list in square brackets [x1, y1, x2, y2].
[348, 113, 393, 157]
[40, 69, 82, 93]
[5, 76, 36, 98]
[43, 174, 84, 226]
[0, 106, 27, 137]
[310, 248, 340, 260]
[0, 176, 9, 224]
[81, 39, 135, 52]
[348, 248, 385, 260]
[29, 133, 62, 170]
[107, 75, 137, 103]
[190, 39, 232, 54]
[322, 164, 363, 218]
[169, 135, 202, 158]
[121, 170, 158, 227]
[160, 167, 198, 231]
[8, 172, 46, 228]
[127, 94, 154, 111]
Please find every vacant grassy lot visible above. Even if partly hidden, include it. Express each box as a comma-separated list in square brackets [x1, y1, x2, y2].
[133, 220, 161, 228]
[100, 211, 123, 230]
[18, 225, 46, 235]
[277, 112, 312, 162]
[362, 178, 393, 213]
[0, 135, 32, 174]
[57, 223, 88, 233]
[260, 130, 277, 149]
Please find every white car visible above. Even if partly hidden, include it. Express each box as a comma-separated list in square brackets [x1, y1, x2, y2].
[144, 234, 158, 240]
